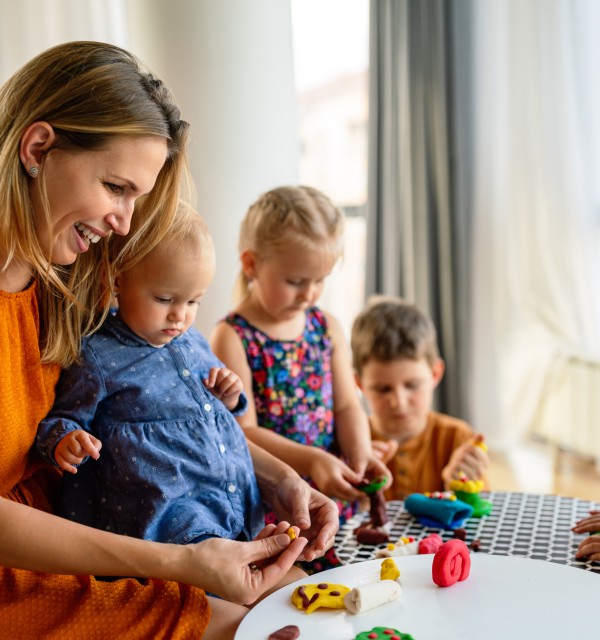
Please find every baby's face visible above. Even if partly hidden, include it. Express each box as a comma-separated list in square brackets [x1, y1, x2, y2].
[358, 357, 443, 442]
[114, 242, 215, 347]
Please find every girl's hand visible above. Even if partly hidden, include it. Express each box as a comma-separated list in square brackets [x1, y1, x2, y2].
[307, 449, 365, 502]
[360, 454, 394, 490]
[372, 438, 399, 464]
[441, 436, 489, 487]
[572, 510, 600, 534]
[187, 526, 308, 604]
[204, 366, 243, 411]
[263, 473, 339, 562]
[575, 532, 600, 562]
[54, 430, 102, 474]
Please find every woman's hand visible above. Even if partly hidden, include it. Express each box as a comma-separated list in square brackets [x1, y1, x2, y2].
[185, 524, 307, 604]
[263, 473, 339, 562]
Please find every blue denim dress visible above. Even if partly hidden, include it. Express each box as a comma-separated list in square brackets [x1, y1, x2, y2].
[36, 314, 263, 544]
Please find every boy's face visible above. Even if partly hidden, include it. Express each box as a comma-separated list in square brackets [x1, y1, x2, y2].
[356, 357, 444, 441]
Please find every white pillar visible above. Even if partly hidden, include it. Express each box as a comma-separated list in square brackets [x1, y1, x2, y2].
[127, 0, 300, 334]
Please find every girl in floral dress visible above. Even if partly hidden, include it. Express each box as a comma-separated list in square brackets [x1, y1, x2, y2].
[211, 185, 391, 571]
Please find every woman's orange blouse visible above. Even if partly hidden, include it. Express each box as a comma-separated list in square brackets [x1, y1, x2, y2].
[0, 283, 210, 639]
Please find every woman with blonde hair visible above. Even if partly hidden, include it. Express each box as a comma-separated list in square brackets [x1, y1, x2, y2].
[0, 42, 337, 639]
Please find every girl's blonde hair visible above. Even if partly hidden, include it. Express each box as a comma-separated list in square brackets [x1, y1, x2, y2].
[0, 41, 190, 366]
[235, 185, 344, 301]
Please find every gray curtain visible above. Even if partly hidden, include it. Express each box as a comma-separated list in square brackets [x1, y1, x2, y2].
[366, 0, 474, 418]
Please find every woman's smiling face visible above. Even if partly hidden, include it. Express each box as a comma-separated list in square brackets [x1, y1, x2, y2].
[29, 134, 168, 265]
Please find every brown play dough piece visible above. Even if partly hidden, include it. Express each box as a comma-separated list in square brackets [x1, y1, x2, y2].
[268, 624, 300, 640]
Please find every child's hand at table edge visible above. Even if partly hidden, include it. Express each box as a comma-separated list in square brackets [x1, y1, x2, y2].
[572, 510, 600, 534]
[54, 429, 102, 474]
[307, 448, 367, 502]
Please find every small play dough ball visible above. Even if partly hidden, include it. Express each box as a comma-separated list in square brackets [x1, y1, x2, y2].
[354, 627, 414, 640]
[380, 558, 400, 581]
[432, 539, 471, 587]
[287, 527, 296, 540]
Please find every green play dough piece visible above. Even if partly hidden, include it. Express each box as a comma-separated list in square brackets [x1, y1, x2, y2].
[356, 476, 388, 495]
[454, 490, 492, 517]
[354, 627, 414, 640]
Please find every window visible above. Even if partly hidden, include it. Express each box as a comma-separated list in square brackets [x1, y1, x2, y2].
[291, 0, 369, 337]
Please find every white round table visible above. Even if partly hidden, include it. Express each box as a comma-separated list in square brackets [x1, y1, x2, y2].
[235, 553, 597, 639]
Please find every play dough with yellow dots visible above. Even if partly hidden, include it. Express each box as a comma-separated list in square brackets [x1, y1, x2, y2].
[291, 582, 351, 613]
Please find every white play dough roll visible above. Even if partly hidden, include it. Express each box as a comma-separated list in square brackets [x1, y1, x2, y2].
[343, 580, 402, 614]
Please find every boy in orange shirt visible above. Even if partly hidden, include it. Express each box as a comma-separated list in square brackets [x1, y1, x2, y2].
[351, 297, 489, 500]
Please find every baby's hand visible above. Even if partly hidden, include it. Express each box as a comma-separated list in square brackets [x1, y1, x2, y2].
[203, 367, 243, 411]
[54, 429, 102, 474]
[441, 434, 489, 487]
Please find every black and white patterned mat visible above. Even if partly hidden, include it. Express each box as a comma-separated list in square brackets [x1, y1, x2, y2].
[334, 491, 600, 573]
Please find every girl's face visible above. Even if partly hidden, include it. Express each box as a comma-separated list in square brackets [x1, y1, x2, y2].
[114, 241, 215, 348]
[29, 135, 168, 265]
[357, 357, 444, 442]
[245, 242, 337, 322]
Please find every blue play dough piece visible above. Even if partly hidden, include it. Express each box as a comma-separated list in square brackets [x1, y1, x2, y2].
[404, 493, 474, 530]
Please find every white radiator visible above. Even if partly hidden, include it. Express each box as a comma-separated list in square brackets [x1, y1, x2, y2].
[531, 355, 600, 460]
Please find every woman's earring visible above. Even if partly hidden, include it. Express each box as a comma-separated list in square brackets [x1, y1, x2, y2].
[28, 167, 39, 177]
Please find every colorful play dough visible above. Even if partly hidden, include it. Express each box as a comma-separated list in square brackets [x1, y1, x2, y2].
[418, 532, 443, 554]
[380, 558, 400, 581]
[432, 539, 471, 587]
[449, 474, 492, 517]
[268, 625, 300, 640]
[291, 582, 350, 613]
[344, 580, 402, 614]
[375, 537, 419, 558]
[404, 492, 473, 529]
[354, 627, 414, 640]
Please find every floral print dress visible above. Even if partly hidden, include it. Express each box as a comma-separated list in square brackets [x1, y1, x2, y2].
[224, 307, 357, 571]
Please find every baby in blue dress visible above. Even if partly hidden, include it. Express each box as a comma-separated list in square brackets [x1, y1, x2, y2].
[36, 203, 264, 545]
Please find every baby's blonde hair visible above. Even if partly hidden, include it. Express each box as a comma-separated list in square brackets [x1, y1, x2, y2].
[110, 201, 213, 274]
[0, 41, 190, 366]
[235, 185, 344, 301]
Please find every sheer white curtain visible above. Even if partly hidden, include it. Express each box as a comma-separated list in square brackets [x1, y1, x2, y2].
[470, 0, 600, 450]
[0, 0, 128, 83]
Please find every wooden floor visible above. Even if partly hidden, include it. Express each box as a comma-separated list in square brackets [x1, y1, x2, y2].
[488, 438, 600, 502]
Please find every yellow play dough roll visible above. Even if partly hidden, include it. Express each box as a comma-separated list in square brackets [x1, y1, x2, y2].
[343, 580, 402, 614]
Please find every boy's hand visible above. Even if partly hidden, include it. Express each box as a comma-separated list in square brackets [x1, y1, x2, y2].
[372, 438, 399, 464]
[441, 434, 489, 487]
[203, 366, 243, 411]
[54, 429, 102, 474]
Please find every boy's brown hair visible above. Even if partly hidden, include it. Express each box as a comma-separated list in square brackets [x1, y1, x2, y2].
[351, 296, 440, 375]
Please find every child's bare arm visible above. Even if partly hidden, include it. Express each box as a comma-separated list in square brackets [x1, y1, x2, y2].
[54, 430, 102, 474]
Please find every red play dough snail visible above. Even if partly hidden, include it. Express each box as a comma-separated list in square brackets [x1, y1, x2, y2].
[431, 539, 471, 587]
